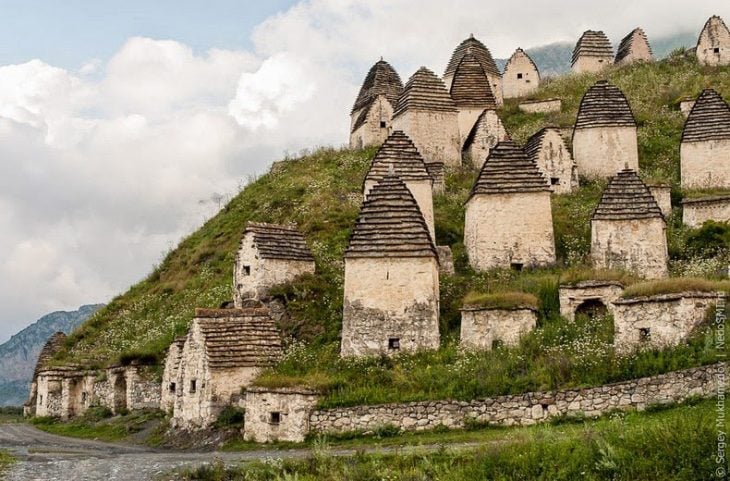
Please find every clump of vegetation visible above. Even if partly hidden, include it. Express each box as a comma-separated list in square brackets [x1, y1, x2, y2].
[32, 408, 165, 442]
[179, 399, 717, 481]
[462, 291, 539, 309]
[621, 277, 730, 298]
[213, 406, 245, 429]
[559, 267, 639, 286]
[0, 450, 14, 476]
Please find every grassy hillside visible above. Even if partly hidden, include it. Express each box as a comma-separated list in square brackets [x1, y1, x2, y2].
[57, 54, 730, 401]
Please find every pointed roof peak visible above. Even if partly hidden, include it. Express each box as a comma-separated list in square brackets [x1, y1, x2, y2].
[351, 59, 404, 114]
[450, 53, 497, 109]
[347, 176, 436, 259]
[592, 169, 663, 221]
[572, 30, 613, 66]
[469, 141, 550, 198]
[365, 131, 431, 184]
[682, 89, 730, 143]
[445, 35, 500, 78]
[575, 80, 636, 129]
[394, 67, 456, 116]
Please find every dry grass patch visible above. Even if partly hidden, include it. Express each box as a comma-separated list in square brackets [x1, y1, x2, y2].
[559, 267, 639, 286]
[462, 291, 539, 310]
[621, 277, 730, 298]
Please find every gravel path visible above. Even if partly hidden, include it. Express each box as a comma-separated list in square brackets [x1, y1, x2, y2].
[0, 423, 482, 481]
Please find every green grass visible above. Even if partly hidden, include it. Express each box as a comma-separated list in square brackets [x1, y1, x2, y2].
[180, 399, 719, 480]
[559, 267, 639, 286]
[0, 406, 23, 424]
[52, 55, 730, 409]
[0, 450, 14, 477]
[31, 408, 165, 442]
[462, 291, 539, 309]
[621, 277, 730, 298]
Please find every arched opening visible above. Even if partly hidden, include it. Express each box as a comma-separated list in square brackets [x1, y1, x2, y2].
[575, 299, 608, 320]
[113, 374, 127, 413]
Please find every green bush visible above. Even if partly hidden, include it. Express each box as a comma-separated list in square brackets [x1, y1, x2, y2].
[214, 406, 245, 428]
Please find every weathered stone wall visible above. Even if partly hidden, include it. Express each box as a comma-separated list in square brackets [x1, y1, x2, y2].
[392, 110, 461, 168]
[680, 139, 730, 189]
[349, 96, 394, 149]
[613, 292, 720, 353]
[35, 372, 64, 417]
[464, 110, 508, 168]
[532, 129, 577, 194]
[682, 196, 730, 227]
[161, 342, 184, 412]
[465, 192, 556, 271]
[680, 99, 696, 117]
[436, 246, 455, 275]
[573, 126, 639, 179]
[591, 218, 668, 279]
[364, 179, 434, 241]
[518, 99, 561, 114]
[127, 367, 161, 410]
[648, 184, 672, 218]
[341, 257, 440, 357]
[243, 387, 320, 443]
[457, 107, 487, 147]
[572, 56, 611, 74]
[502, 54, 539, 99]
[697, 18, 730, 66]
[234, 234, 315, 305]
[309, 364, 721, 434]
[460, 307, 537, 350]
[173, 322, 260, 429]
[559, 281, 624, 321]
[615, 39, 652, 65]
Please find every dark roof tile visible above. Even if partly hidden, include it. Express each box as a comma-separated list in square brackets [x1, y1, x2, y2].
[469, 141, 550, 198]
[592, 169, 664, 221]
[681, 89, 730, 143]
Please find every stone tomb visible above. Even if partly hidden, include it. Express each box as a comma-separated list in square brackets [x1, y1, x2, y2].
[464, 141, 556, 271]
[647, 183, 672, 218]
[392, 67, 461, 179]
[573, 80, 639, 179]
[590, 169, 668, 279]
[449, 52, 498, 147]
[461, 109, 509, 168]
[613, 292, 720, 354]
[682, 195, 730, 228]
[243, 386, 320, 443]
[25, 332, 66, 416]
[502, 48, 540, 99]
[571, 30, 613, 74]
[363, 130, 435, 239]
[349, 59, 403, 149]
[443, 35, 503, 106]
[460, 304, 537, 350]
[233, 222, 315, 305]
[341, 175, 440, 357]
[696, 15, 730, 67]
[172, 307, 282, 429]
[615, 28, 653, 65]
[525, 127, 577, 194]
[160, 336, 186, 413]
[558, 280, 624, 322]
[680, 89, 730, 189]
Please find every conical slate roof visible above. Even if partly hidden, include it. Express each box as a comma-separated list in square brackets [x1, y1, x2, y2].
[393, 67, 457, 117]
[243, 223, 314, 261]
[364, 131, 432, 184]
[444, 35, 501, 78]
[574, 80, 636, 129]
[615, 28, 652, 63]
[346, 176, 436, 259]
[468, 140, 550, 199]
[591, 169, 663, 221]
[351, 59, 404, 114]
[697, 15, 730, 47]
[33, 332, 67, 377]
[572, 30, 613, 66]
[450, 53, 497, 109]
[681, 89, 730, 143]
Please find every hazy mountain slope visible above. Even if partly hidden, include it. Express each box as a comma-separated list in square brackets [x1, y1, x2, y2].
[0, 304, 103, 406]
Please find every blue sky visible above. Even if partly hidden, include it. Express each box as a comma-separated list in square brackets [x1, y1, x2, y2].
[0, 0, 296, 68]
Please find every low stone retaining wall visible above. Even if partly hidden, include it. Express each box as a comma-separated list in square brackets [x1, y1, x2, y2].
[309, 364, 721, 434]
[682, 195, 730, 228]
[518, 98, 561, 114]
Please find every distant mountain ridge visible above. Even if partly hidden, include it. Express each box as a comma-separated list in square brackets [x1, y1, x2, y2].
[495, 31, 697, 76]
[0, 304, 103, 406]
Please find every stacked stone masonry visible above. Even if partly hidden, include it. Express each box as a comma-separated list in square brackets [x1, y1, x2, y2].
[682, 195, 730, 228]
[502, 48, 540, 99]
[615, 28, 653, 65]
[647, 184, 672, 218]
[309, 364, 722, 435]
[350, 59, 403, 148]
[392, 67, 461, 171]
[613, 292, 721, 354]
[591, 169, 668, 278]
[233, 222, 315, 305]
[518, 99, 561, 114]
[558, 281, 625, 322]
[243, 387, 320, 443]
[460, 306, 537, 350]
[573, 80, 639, 179]
[571, 30, 613, 73]
[465, 141, 555, 271]
[696, 15, 730, 66]
[342, 176, 440, 357]
[25, 332, 66, 416]
[525, 127, 578, 194]
[462, 109, 509, 168]
[443, 35, 503, 106]
[450, 52, 498, 147]
[680, 89, 730, 189]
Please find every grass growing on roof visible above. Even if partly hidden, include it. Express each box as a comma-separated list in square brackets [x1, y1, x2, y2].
[621, 277, 730, 298]
[559, 267, 639, 286]
[462, 291, 539, 309]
